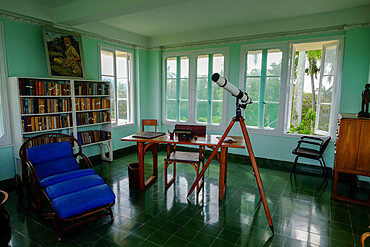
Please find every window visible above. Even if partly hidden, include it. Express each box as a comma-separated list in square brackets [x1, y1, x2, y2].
[163, 48, 229, 128]
[287, 40, 341, 136]
[240, 38, 342, 138]
[240, 43, 288, 132]
[99, 46, 134, 126]
[0, 22, 11, 147]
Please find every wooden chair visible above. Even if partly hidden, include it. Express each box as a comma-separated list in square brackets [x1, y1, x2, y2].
[19, 133, 115, 241]
[0, 190, 11, 246]
[164, 125, 206, 193]
[290, 136, 331, 181]
[361, 227, 370, 247]
[142, 119, 157, 132]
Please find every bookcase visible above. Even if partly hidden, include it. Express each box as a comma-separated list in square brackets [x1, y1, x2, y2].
[8, 77, 113, 177]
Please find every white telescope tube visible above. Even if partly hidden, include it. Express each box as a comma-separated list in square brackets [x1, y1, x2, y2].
[211, 73, 251, 104]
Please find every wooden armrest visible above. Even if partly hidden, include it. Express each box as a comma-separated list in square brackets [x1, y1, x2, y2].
[75, 153, 94, 169]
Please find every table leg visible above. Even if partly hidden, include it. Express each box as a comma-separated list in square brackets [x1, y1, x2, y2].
[142, 143, 158, 189]
[219, 147, 228, 200]
[137, 142, 145, 190]
[152, 143, 158, 178]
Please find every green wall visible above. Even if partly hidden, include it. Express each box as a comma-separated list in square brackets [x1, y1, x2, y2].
[0, 16, 369, 181]
[341, 28, 370, 113]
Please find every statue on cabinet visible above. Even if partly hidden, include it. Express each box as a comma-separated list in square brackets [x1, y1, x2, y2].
[358, 83, 370, 118]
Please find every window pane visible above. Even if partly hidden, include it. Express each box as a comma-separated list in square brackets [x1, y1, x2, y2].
[247, 50, 262, 76]
[180, 79, 188, 99]
[101, 50, 114, 76]
[167, 100, 177, 120]
[180, 100, 188, 122]
[266, 49, 282, 76]
[196, 78, 208, 100]
[265, 77, 280, 102]
[111, 99, 116, 123]
[318, 104, 330, 132]
[117, 79, 127, 98]
[213, 54, 224, 76]
[197, 55, 209, 77]
[167, 79, 177, 99]
[212, 101, 222, 124]
[196, 101, 207, 123]
[116, 51, 127, 78]
[323, 46, 337, 75]
[102, 76, 115, 100]
[212, 83, 223, 101]
[321, 76, 333, 103]
[180, 57, 189, 78]
[264, 103, 279, 128]
[245, 77, 260, 101]
[167, 58, 177, 78]
[118, 100, 127, 120]
[245, 103, 258, 127]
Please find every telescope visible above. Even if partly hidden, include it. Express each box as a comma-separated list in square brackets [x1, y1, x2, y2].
[211, 73, 252, 106]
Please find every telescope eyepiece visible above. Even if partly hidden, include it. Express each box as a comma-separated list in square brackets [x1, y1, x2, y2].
[212, 73, 220, 82]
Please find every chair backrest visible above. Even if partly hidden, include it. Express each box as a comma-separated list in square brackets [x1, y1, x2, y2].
[26, 142, 79, 179]
[174, 124, 206, 136]
[142, 119, 157, 132]
[320, 136, 331, 154]
[19, 133, 82, 180]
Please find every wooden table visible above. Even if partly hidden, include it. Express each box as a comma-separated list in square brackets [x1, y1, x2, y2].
[121, 133, 245, 200]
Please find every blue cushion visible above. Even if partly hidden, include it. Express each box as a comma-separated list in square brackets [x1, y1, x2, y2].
[52, 184, 116, 218]
[39, 169, 95, 188]
[46, 175, 105, 200]
[27, 142, 74, 164]
[34, 157, 80, 180]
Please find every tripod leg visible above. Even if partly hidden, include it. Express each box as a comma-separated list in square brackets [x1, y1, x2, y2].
[239, 117, 274, 234]
[187, 118, 237, 197]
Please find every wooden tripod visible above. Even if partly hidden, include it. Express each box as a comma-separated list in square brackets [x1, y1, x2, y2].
[187, 114, 274, 234]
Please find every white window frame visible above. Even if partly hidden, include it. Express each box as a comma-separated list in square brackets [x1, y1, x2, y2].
[99, 44, 135, 128]
[239, 41, 290, 135]
[0, 22, 11, 147]
[162, 48, 229, 131]
[239, 37, 343, 139]
[284, 37, 344, 139]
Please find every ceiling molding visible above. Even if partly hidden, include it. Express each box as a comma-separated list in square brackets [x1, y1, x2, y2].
[0, 9, 369, 51]
[0, 10, 144, 49]
[154, 23, 370, 51]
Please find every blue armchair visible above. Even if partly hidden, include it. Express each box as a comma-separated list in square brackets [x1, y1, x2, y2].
[19, 133, 115, 241]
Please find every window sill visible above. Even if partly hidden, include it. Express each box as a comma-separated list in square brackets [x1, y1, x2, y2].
[243, 127, 331, 139]
[162, 120, 226, 131]
[112, 123, 135, 130]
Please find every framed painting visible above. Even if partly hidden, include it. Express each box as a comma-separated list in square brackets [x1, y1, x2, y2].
[43, 27, 86, 78]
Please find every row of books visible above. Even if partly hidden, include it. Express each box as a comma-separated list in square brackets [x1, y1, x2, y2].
[77, 130, 111, 145]
[76, 112, 110, 126]
[19, 79, 70, 96]
[20, 98, 71, 114]
[22, 115, 71, 133]
[75, 81, 110, 96]
[23, 135, 73, 148]
[75, 98, 110, 111]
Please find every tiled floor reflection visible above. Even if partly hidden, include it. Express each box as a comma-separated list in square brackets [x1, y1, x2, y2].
[4, 150, 370, 246]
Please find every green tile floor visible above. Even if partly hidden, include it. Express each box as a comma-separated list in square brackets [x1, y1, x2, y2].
[3, 150, 370, 247]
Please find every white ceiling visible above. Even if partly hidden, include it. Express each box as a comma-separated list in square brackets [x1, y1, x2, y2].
[0, 0, 369, 47]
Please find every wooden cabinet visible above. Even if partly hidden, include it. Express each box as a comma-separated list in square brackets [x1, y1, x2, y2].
[332, 113, 370, 206]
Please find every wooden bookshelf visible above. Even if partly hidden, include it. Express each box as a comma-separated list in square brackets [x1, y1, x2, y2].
[8, 77, 113, 178]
